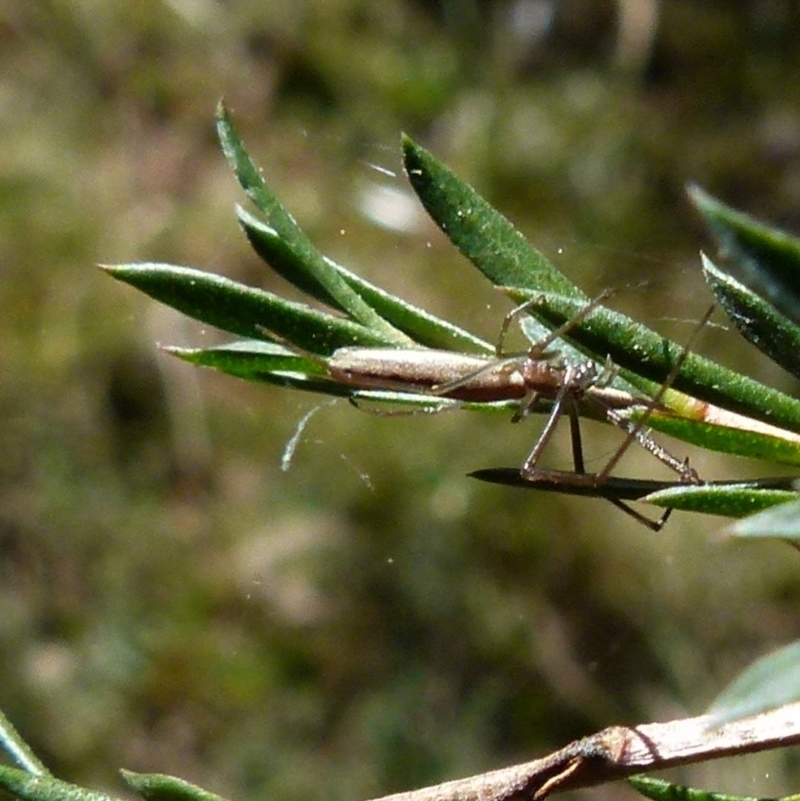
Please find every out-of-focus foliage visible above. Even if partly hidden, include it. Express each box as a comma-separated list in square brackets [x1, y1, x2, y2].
[706, 640, 800, 725]
[2, 3, 800, 801]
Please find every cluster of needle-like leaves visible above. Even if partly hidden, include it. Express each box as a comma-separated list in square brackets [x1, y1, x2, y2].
[101, 102, 800, 526]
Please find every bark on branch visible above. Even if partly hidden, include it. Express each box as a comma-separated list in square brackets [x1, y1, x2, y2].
[369, 702, 800, 801]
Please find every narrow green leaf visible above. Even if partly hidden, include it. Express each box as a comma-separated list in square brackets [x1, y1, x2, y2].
[402, 135, 583, 298]
[120, 771, 228, 801]
[706, 640, 800, 725]
[166, 342, 348, 395]
[0, 767, 119, 801]
[726, 497, 800, 539]
[470, 470, 797, 518]
[642, 482, 797, 518]
[702, 253, 800, 380]
[237, 207, 492, 353]
[629, 774, 797, 801]
[504, 288, 800, 435]
[236, 207, 335, 305]
[167, 340, 326, 375]
[101, 263, 393, 355]
[215, 102, 404, 340]
[688, 184, 800, 327]
[638, 410, 800, 467]
[0, 709, 50, 776]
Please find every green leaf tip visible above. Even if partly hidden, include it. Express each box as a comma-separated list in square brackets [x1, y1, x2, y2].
[401, 135, 582, 297]
[120, 770, 229, 801]
[642, 481, 797, 518]
[0, 707, 50, 776]
[689, 183, 800, 328]
[701, 253, 800, 381]
[102, 262, 394, 353]
[214, 105, 406, 339]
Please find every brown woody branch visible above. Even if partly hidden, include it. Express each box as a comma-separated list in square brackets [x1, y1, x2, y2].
[369, 702, 800, 801]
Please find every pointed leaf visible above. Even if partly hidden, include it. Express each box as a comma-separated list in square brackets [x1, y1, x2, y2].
[402, 135, 583, 298]
[702, 253, 800, 380]
[0, 709, 49, 776]
[470, 469, 797, 519]
[168, 340, 325, 374]
[706, 640, 800, 724]
[642, 481, 797, 518]
[101, 263, 393, 354]
[238, 207, 491, 353]
[166, 342, 348, 395]
[120, 771, 228, 801]
[688, 184, 800, 327]
[634, 409, 800, 467]
[215, 102, 403, 339]
[628, 775, 787, 801]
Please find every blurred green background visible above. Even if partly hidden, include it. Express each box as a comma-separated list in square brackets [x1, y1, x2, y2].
[3, 2, 800, 800]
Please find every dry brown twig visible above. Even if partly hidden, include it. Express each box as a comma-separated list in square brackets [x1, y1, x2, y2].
[368, 703, 800, 801]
